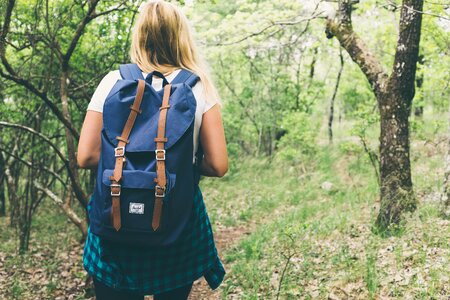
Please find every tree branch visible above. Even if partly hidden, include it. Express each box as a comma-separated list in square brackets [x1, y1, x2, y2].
[0, 61, 80, 139]
[91, 1, 131, 18]
[34, 180, 87, 237]
[0, 0, 16, 55]
[380, 1, 450, 21]
[213, 11, 326, 46]
[325, 0, 389, 99]
[0, 121, 87, 207]
[62, 0, 133, 65]
[0, 147, 65, 184]
[0, 122, 68, 163]
[62, 0, 100, 65]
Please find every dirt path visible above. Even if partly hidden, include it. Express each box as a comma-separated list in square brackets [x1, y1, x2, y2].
[187, 225, 252, 300]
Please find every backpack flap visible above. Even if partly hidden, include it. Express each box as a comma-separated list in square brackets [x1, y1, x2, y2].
[102, 81, 196, 152]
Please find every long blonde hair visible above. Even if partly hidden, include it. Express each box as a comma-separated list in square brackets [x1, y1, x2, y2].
[130, 0, 220, 104]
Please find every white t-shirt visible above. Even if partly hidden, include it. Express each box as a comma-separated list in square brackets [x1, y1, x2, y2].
[87, 69, 217, 162]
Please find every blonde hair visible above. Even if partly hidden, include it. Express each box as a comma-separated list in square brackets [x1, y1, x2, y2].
[130, 0, 220, 104]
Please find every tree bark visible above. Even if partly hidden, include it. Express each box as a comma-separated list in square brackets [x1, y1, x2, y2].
[326, 0, 424, 230]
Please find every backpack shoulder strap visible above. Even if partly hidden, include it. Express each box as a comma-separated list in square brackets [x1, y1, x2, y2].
[119, 63, 145, 80]
[171, 69, 200, 87]
[109, 79, 146, 231]
[152, 83, 172, 231]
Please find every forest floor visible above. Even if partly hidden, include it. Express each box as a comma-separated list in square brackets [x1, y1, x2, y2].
[187, 225, 253, 300]
[1, 116, 449, 299]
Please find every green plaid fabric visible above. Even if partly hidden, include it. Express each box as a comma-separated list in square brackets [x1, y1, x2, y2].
[83, 185, 225, 295]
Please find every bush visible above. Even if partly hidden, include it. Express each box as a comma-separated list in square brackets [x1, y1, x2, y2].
[276, 112, 318, 164]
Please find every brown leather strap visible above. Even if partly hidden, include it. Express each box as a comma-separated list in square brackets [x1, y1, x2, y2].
[109, 79, 145, 231]
[152, 83, 171, 231]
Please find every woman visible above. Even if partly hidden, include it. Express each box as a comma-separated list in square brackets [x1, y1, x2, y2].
[77, 1, 228, 299]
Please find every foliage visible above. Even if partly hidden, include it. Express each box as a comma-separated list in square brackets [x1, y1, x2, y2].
[276, 111, 319, 164]
[188, 0, 327, 156]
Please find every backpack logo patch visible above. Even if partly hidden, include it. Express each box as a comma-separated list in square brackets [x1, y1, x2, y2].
[129, 203, 145, 214]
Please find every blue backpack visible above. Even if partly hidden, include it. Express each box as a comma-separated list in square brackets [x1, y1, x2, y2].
[89, 63, 201, 246]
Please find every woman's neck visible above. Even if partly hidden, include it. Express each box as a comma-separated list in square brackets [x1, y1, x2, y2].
[154, 65, 179, 76]
[138, 63, 180, 76]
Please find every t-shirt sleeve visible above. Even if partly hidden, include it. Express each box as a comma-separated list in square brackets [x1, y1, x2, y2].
[191, 80, 220, 114]
[86, 70, 121, 113]
[204, 99, 218, 113]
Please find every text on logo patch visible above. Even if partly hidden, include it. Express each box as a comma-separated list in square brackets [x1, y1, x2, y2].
[129, 202, 145, 214]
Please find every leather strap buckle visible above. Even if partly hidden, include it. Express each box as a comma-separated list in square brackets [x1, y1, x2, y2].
[110, 184, 121, 196]
[114, 146, 125, 157]
[155, 185, 166, 197]
[155, 149, 166, 161]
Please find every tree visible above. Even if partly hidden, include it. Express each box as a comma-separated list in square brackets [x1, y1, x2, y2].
[328, 47, 344, 144]
[0, 0, 136, 250]
[326, 0, 424, 230]
[0, 148, 5, 217]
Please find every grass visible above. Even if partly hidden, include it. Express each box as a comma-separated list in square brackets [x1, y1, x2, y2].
[208, 150, 449, 298]
[200, 114, 449, 299]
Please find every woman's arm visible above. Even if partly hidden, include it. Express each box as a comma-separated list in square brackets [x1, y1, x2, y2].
[199, 104, 228, 177]
[77, 110, 103, 169]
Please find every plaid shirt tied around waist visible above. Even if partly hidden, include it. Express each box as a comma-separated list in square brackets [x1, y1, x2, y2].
[83, 185, 225, 295]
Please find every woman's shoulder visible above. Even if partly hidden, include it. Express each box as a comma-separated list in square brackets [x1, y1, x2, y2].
[104, 70, 121, 81]
[95, 70, 121, 91]
[86, 71, 121, 113]
[190, 79, 219, 114]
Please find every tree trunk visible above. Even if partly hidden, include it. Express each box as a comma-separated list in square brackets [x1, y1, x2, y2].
[0, 152, 5, 217]
[414, 54, 424, 117]
[60, 68, 88, 208]
[326, 0, 424, 230]
[376, 0, 423, 229]
[377, 91, 415, 226]
[328, 48, 344, 144]
[5, 162, 19, 227]
[309, 47, 318, 81]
